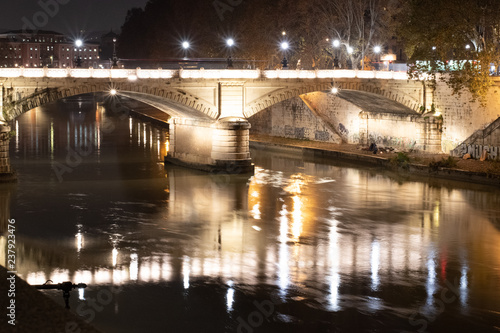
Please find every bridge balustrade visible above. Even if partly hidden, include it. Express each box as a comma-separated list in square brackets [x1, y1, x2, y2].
[0, 68, 409, 80]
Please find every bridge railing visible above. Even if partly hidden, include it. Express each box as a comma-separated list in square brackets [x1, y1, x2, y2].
[0, 67, 409, 80]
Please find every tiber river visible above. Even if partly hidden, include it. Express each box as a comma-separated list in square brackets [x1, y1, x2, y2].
[1, 95, 500, 332]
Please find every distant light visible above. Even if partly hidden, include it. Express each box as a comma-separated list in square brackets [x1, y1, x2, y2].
[333, 40, 340, 48]
[110, 89, 117, 95]
[465, 44, 470, 49]
[281, 42, 289, 50]
[282, 31, 286, 36]
[326, 38, 330, 42]
[432, 46, 436, 50]
[347, 46, 354, 54]
[182, 41, 190, 49]
[331, 87, 339, 94]
[75, 39, 83, 47]
[374, 46, 381, 54]
[252, 226, 262, 231]
[226, 38, 234, 47]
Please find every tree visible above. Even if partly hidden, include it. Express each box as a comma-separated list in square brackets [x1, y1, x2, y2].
[317, 0, 388, 70]
[398, 0, 500, 104]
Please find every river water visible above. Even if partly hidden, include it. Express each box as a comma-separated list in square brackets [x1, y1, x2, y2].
[1, 96, 500, 332]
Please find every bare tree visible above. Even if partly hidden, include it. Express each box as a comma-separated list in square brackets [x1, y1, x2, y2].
[319, 0, 384, 69]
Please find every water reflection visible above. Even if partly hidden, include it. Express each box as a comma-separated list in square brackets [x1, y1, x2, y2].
[5, 99, 500, 331]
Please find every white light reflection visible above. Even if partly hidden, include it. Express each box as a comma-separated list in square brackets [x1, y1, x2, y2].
[76, 232, 84, 252]
[183, 256, 190, 289]
[328, 219, 340, 311]
[50, 269, 70, 283]
[79, 288, 85, 300]
[26, 272, 46, 285]
[226, 287, 235, 312]
[460, 264, 469, 308]
[371, 240, 380, 291]
[426, 249, 437, 308]
[130, 253, 138, 281]
[112, 248, 118, 267]
[278, 204, 289, 296]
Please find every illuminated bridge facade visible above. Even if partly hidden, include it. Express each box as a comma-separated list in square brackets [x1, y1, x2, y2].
[0, 68, 432, 175]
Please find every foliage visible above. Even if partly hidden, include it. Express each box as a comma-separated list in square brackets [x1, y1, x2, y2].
[391, 152, 411, 169]
[397, 0, 500, 104]
[429, 156, 458, 170]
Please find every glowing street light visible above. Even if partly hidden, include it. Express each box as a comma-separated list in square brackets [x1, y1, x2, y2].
[373, 46, 382, 70]
[280, 41, 289, 69]
[226, 38, 235, 68]
[182, 41, 190, 50]
[347, 46, 354, 54]
[332, 40, 340, 68]
[75, 39, 83, 67]
[110, 89, 117, 96]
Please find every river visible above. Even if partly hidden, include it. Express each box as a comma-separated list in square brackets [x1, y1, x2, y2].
[1, 95, 500, 332]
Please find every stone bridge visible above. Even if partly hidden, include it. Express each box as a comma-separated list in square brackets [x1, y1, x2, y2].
[0, 68, 437, 176]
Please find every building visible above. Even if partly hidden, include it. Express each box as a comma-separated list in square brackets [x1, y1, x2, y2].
[0, 30, 100, 68]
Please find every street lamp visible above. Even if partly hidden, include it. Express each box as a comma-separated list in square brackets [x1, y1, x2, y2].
[332, 40, 340, 68]
[75, 39, 83, 67]
[280, 41, 289, 69]
[182, 41, 190, 59]
[112, 37, 118, 68]
[226, 38, 235, 68]
[374, 45, 381, 70]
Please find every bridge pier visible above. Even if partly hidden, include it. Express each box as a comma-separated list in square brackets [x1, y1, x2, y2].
[0, 124, 16, 182]
[166, 117, 253, 174]
[0, 85, 16, 182]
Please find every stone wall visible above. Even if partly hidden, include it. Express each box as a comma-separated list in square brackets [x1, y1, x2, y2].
[248, 93, 361, 144]
[433, 80, 500, 153]
[248, 93, 442, 152]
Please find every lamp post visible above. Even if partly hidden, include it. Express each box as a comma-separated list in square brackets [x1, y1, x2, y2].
[75, 39, 83, 68]
[374, 45, 381, 70]
[281, 41, 289, 69]
[111, 37, 118, 68]
[182, 41, 190, 60]
[346, 46, 354, 69]
[226, 38, 234, 68]
[332, 39, 340, 68]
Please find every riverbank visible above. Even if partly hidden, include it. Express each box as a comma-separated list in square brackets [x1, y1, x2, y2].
[250, 134, 500, 186]
[0, 265, 101, 333]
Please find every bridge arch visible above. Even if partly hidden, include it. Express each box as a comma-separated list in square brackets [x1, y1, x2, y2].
[244, 79, 423, 118]
[2, 81, 217, 121]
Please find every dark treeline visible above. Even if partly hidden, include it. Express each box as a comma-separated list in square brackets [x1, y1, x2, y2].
[118, 0, 399, 69]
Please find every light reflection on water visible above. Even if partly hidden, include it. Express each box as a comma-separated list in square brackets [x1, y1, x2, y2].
[1, 97, 500, 331]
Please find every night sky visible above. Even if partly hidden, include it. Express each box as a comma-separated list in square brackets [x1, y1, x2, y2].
[0, 0, 149, 36]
